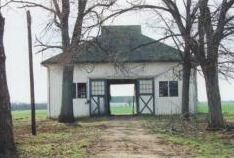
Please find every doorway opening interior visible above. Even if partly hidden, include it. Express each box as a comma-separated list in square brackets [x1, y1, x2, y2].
[110, 83, 136, 115]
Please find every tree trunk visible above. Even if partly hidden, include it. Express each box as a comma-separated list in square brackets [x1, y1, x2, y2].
[58, 65, 75, 123]
[58, 0, 88, 123]
[0, 13, 17, 157]
[203, 65, 224, 129]
[181, 60, 191, 118]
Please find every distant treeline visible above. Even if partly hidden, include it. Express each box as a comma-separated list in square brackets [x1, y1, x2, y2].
[199, 101, 234, 106]
[111, 96, 135, 103]
[11, 103, 47, 111]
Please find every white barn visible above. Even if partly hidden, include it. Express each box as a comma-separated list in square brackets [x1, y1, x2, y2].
[42, 25, 197, 118]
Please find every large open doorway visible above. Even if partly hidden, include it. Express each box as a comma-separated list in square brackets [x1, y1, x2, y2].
[89, 79, 155, 116]
[107, 80, 136, 116]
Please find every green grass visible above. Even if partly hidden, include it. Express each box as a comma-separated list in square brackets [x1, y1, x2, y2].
[142, 116, 234, 158]
[12, 110, 47, 121]
[197, 102, 234, 114]
[110, 102, 234, 117]
[12, 101, 233, 118]
[110, 101, 234, 115]
[110, 106, 136, 115]
[12, 103, 234, 158]
[11, 102, 234, 118]
[12, 110, 101, 158]
[197, 102, 234, 120]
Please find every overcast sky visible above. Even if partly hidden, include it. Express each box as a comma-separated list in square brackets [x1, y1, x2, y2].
[3, 1, 234, 103]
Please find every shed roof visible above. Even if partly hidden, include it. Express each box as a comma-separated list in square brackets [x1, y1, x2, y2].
[42, 25, 182, 65]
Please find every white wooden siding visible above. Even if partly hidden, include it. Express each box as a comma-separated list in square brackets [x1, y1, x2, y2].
[47, 62, 197, 118]
[48, 65, 63, 118]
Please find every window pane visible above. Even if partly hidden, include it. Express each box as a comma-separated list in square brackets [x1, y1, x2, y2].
[78, 83, 87, 98]
[91, 81, 105, 95]
[159, 81, 168, 97]
[169, 81, 178, 97]
[139, 80, 153, 94]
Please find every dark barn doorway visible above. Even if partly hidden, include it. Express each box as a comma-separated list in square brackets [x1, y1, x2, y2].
[107, 79, 136, 116]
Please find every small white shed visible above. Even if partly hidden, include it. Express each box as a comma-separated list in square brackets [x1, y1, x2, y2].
[42, 25, 197, 118]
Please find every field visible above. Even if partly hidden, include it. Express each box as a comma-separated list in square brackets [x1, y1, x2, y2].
[12, 102, 234, 117]
[12, 103, 234, 158]
[197, 102, 234, 114]
[110, 105, 136, 115]
[142, 116, 234, 158]
[12, 110, 47, 120]
[13, 110, 101, 158]
[109, 102, 234, 115]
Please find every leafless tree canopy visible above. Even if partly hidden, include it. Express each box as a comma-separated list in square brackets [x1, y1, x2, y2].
[11, 0, 117, 55]
[122, 0, 234, 129]
[8, 0, 234, 128]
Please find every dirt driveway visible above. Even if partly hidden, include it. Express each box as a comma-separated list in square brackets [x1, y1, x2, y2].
[87, 117, 192, 158]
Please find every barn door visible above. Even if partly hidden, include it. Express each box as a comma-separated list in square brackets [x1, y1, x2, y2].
[136, 79, 155, 115]
[90, 80, 107, 116]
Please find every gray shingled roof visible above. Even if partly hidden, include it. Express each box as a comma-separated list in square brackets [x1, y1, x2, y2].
[42, 25, 182, 65]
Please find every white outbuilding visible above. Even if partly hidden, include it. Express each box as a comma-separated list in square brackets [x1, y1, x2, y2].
[42, 25, 197, 118]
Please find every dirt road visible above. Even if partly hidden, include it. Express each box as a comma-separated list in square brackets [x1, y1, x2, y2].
[88, 117, 191, 158]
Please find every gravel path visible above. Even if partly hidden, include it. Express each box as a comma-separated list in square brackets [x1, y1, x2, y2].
[88, 117, 191, 158]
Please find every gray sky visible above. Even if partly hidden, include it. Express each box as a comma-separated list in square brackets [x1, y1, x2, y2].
[3, 1, 234, 103]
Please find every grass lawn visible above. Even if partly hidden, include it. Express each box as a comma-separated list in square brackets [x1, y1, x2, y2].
[197, 102, 234, 114]
[13, 110, 102, 158]
[197, 102, 234, 120]
[110, 104, 234, 157]
[110, 106, 136, 115]
[110, 103, 234, 117]
[142, 116, 234, 158]
[12, 105, 234, 158]
[12, 110, 47, 120]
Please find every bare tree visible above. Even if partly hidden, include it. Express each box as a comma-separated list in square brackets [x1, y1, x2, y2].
[154, 1, 198, 119]
[195, 0, 234, 129]
[158, 0, 234, 128]
[126, 0, 234, 129]
[122, 0, 198, 118]
[13, 0, 234, 128]
[13, 0, 117, 123]
[0, 12, 17, 157]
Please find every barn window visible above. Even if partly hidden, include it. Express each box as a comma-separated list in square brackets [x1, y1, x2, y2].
[159, 81, 168, 97]
[139, 80, 153, 94]
[159, 81, 179, 97]
[91, 81, 105, 95]
[77, 83, 87, 98]
[169, 81, 178, 97]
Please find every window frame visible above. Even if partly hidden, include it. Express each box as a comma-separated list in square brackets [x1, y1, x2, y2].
[72, 82, 87, 99]
[139, 80, 153, 94]
[159, 81, 169, 97]
[159, 81, 179, 97]
[169, 81, 179, 97]
[77, 83, 87, 98]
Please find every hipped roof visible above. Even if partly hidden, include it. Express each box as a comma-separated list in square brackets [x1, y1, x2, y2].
[42, 25, 182, 65]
